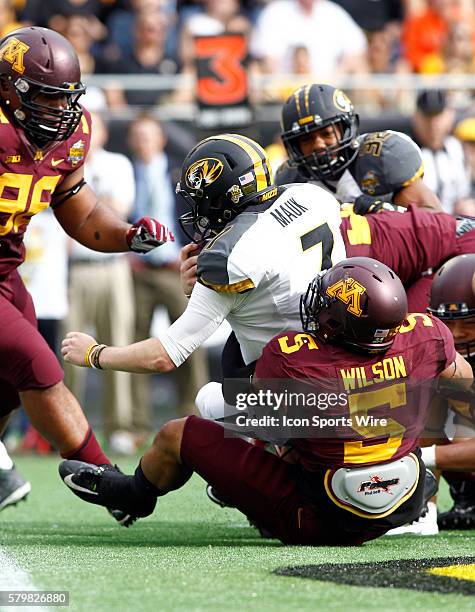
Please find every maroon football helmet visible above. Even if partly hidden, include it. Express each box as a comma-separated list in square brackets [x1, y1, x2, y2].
[0, 26, 85, 146]
[428, 254, 475, 359]
[301, 257, 408, 353]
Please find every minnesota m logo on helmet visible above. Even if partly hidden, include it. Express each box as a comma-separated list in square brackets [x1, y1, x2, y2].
[0, 37, 30, 74]
[326, 277, 366, 317]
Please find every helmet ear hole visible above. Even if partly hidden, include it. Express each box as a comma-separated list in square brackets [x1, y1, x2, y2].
[224, 153, 237, 169]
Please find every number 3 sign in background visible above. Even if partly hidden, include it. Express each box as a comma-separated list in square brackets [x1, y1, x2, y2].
[194, 34, 252, 129]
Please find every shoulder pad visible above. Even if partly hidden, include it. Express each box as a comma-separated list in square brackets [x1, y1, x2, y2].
[197, 215, 258, 293]
[77, 105, 91, 136]
[274, 160, 305, 186]
[354, 131, 423, 197]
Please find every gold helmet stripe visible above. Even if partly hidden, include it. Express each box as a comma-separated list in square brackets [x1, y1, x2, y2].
[212, 134, 270, 191]
[304, 84, 311, 115]
[294, 87, 303, 118]
[231, 133, 274, 186]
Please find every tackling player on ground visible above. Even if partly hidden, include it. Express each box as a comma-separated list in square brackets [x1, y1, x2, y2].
[421, 254, 475, 530]
[59, 258, 472, 545]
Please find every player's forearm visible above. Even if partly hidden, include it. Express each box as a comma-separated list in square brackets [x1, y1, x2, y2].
[98, 338, 176, 374]
[70, 200, 130, 252]
[393, 185, 443, 212]
[434, 440, 475, 470]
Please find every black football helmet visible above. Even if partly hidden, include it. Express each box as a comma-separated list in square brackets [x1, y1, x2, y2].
[177, 133, 274, 243]
[0, 27, 85, 146]
[281, 83, 359, 181]
[428, 254, 475, 361]
[301, 257, 408, 353]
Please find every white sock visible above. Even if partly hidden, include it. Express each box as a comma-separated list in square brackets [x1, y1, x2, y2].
[0, 441, 13, 470]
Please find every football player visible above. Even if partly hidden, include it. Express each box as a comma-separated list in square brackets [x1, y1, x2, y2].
[422, 254, 475, 530]
[276, 83, 442, 213]
[0, 27, 173, 522]
[59, 258, 472, 545]
[61, 133, 346, 382]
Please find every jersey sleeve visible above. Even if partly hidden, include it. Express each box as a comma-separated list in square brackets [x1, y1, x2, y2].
[64, 105, 92, 175]
[197, 250, 255, 293]
[254, 335, 289, 379]
[431, 316, 457, 371]
[342, 205, 458, 287]
[197, 218, 259, 294]
[356, 131, 423, 197]
[158, 281, 236, 366]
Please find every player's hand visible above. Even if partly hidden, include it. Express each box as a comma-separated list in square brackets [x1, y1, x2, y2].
[354, 195, 397, 215]
[61, 332, 98, 367]
[180, 242, 200, 297]
[126, 217, 175, 253]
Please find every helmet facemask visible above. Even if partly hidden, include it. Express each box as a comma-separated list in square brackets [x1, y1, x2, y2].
[177, 182, 240, 244]
[10, 76, 85, 146]
[283, 114, 359, 181]
[429, 310, 475, 364]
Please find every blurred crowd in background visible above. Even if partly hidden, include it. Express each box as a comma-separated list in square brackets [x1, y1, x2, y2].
[1, 1, 474, 107]
[3, 0, 475, 454]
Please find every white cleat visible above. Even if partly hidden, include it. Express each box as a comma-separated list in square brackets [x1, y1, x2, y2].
[385, 501, 439, 536]
[0, 466, 31, 511]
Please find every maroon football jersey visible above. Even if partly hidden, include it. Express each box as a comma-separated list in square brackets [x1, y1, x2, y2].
[255, 313, 455, 470]
[0, 106, 91, 277]
[407, 225, 475, 312]
[456, 225, 475, 257]
[340, 205, 458, 287]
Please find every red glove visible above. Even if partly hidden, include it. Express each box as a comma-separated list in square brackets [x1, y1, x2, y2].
[126, 217, 175, 253]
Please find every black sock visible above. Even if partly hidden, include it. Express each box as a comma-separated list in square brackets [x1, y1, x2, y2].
[133, 462, 163, 498]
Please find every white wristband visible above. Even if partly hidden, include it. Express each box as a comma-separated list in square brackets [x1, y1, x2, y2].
[421, 444, 437, 469]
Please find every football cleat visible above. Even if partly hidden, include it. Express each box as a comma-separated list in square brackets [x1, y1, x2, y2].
[385, 501, 439, 536]
[107, 507, 137, 528]
[385, 469, 439, 536]
[59, 461, 154, 525]
[438, 479, 475, 530]
[206, 485, 234, 508]
[0, 465, 31, 512]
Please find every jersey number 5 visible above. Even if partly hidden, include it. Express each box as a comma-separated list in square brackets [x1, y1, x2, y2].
[344, 382, 407, 464]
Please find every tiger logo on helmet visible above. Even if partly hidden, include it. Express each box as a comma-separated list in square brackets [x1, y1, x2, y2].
[185, 158, 224, 191]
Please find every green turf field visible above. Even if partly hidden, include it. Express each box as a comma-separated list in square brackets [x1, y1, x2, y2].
[0, 455, 473, 612]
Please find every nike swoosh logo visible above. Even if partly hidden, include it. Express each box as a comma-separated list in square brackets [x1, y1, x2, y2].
[52, 158, 64, 167]
[63, 473, 98, 496]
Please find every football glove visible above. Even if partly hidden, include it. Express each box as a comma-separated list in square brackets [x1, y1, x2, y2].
[354, 194, 398, 215]
[126, 217, 175, 253]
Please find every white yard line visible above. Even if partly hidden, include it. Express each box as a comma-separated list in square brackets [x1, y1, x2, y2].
[0, 549, 50, 612]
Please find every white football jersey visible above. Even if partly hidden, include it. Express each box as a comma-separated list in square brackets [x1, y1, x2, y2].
[196, 182, 346, 363]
